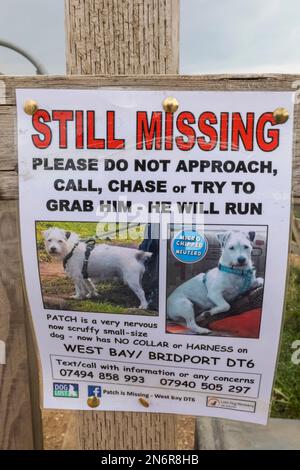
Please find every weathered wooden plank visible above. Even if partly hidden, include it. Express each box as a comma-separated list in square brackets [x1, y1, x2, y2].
[0, 200, 36, 449]
[0, 172, 17, 200]
[0, 106, 15, 171]
[1, 74, 300, 105]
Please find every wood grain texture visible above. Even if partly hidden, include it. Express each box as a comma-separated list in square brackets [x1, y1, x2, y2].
[292, 216, 300, 248]
[0, 201, 35, 449]
[1, 74, 300, 105]
[0, 172, 17, 200]
[0, 106, 16, 171]
[63, 411, 176, 450]
[65, 0, 180, 75]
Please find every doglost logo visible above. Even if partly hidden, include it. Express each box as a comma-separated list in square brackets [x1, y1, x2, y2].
[53, 383, 79, 398]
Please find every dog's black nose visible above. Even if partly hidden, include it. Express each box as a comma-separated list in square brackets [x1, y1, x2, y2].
[50, 247, 57, 253]
[238, 256, 246, 264]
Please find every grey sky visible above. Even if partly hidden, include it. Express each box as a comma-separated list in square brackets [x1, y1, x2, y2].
[181, 0, 300, 73]
[0, 0, 65, 74]
[0, 0, 300, 74]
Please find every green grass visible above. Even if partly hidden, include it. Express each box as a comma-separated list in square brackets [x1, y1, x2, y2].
[70, 299, 128, 314]
[42, 277, 157, 316]
[271, 264, 300, 419]
[42, 276, 73, 295]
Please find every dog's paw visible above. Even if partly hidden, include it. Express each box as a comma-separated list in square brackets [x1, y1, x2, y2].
[139, 303, 148, 310]
[255, 277, 264, 286]
[195, 327, 212, 335]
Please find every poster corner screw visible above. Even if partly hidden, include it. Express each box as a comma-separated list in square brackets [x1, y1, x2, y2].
[138, 397, 150, 408]
[23, 99, 39, 115]
[87, 395, 100, 408]
[162, 96, 179, 113]
[273, 107, 289, 124]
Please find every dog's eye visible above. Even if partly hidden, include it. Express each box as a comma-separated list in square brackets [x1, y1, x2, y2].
[244, 245, 249, 249]
[58, 240, 63, 244]
[48, 239, 52, 242]
[229, 246, 235, 250]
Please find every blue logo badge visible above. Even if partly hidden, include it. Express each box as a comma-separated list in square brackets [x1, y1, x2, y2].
[171, 229, 208, 263]
[88, 385, 102, 398]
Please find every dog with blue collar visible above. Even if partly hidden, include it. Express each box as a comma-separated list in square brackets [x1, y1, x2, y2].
[167, 230, 264, 335]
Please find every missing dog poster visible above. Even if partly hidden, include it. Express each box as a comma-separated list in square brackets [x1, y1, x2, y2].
[17, 88, 294, 424]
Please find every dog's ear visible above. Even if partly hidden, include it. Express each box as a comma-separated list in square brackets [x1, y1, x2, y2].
[65, 231, 71, 240]
[248, 231, 255, 242]
[216, 232, 230, 247]
[42, 229, 50, 239]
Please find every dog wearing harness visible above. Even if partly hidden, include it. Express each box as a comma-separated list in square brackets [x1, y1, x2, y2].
[167, 231, 264, 335]
[43, 227, 152, 309]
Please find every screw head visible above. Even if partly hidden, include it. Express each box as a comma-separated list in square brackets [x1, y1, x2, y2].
[162, 96, 179, 113]
[273, 107, 289, 124]
[23, 99, 39, 116]
[87, 395, 100, 408]
[138, 397, 150, 408]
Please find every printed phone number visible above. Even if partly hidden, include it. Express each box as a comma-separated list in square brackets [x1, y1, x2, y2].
[55, 368, 259, 397]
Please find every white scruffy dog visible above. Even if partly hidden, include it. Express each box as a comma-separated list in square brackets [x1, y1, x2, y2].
[43, 227, 152, 309]
[167, 231, 264, 335]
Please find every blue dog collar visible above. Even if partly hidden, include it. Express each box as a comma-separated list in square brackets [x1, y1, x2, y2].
[218, 263, 254, 277]
[218, 263, 255, 294]
[202, 264, 255, 295]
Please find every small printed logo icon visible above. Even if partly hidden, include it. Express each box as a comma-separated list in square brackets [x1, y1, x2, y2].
[171, 230, 208, 264]
[206, 396, 256, 413]
[88, 385, 102, 398]
[53, 383, 79, 398]
[87, 385, 101, 408]
[207, 397, 220, 407]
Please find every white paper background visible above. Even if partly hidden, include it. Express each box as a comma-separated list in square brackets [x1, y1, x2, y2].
[17, 89, 294, 424]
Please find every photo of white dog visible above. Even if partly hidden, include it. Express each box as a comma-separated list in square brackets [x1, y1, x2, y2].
[43, 226, 152, 310]
[167, 229, 265, 335]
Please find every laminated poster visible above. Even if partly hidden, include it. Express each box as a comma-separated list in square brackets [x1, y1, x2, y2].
[17, 89, 294, 424]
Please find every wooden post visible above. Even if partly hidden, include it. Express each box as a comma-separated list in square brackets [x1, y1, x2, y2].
[64, 0, 180, 450]
[0, 75, 43, 449]
[65, 0, 180, 75]
[0, 199, 43, 449]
